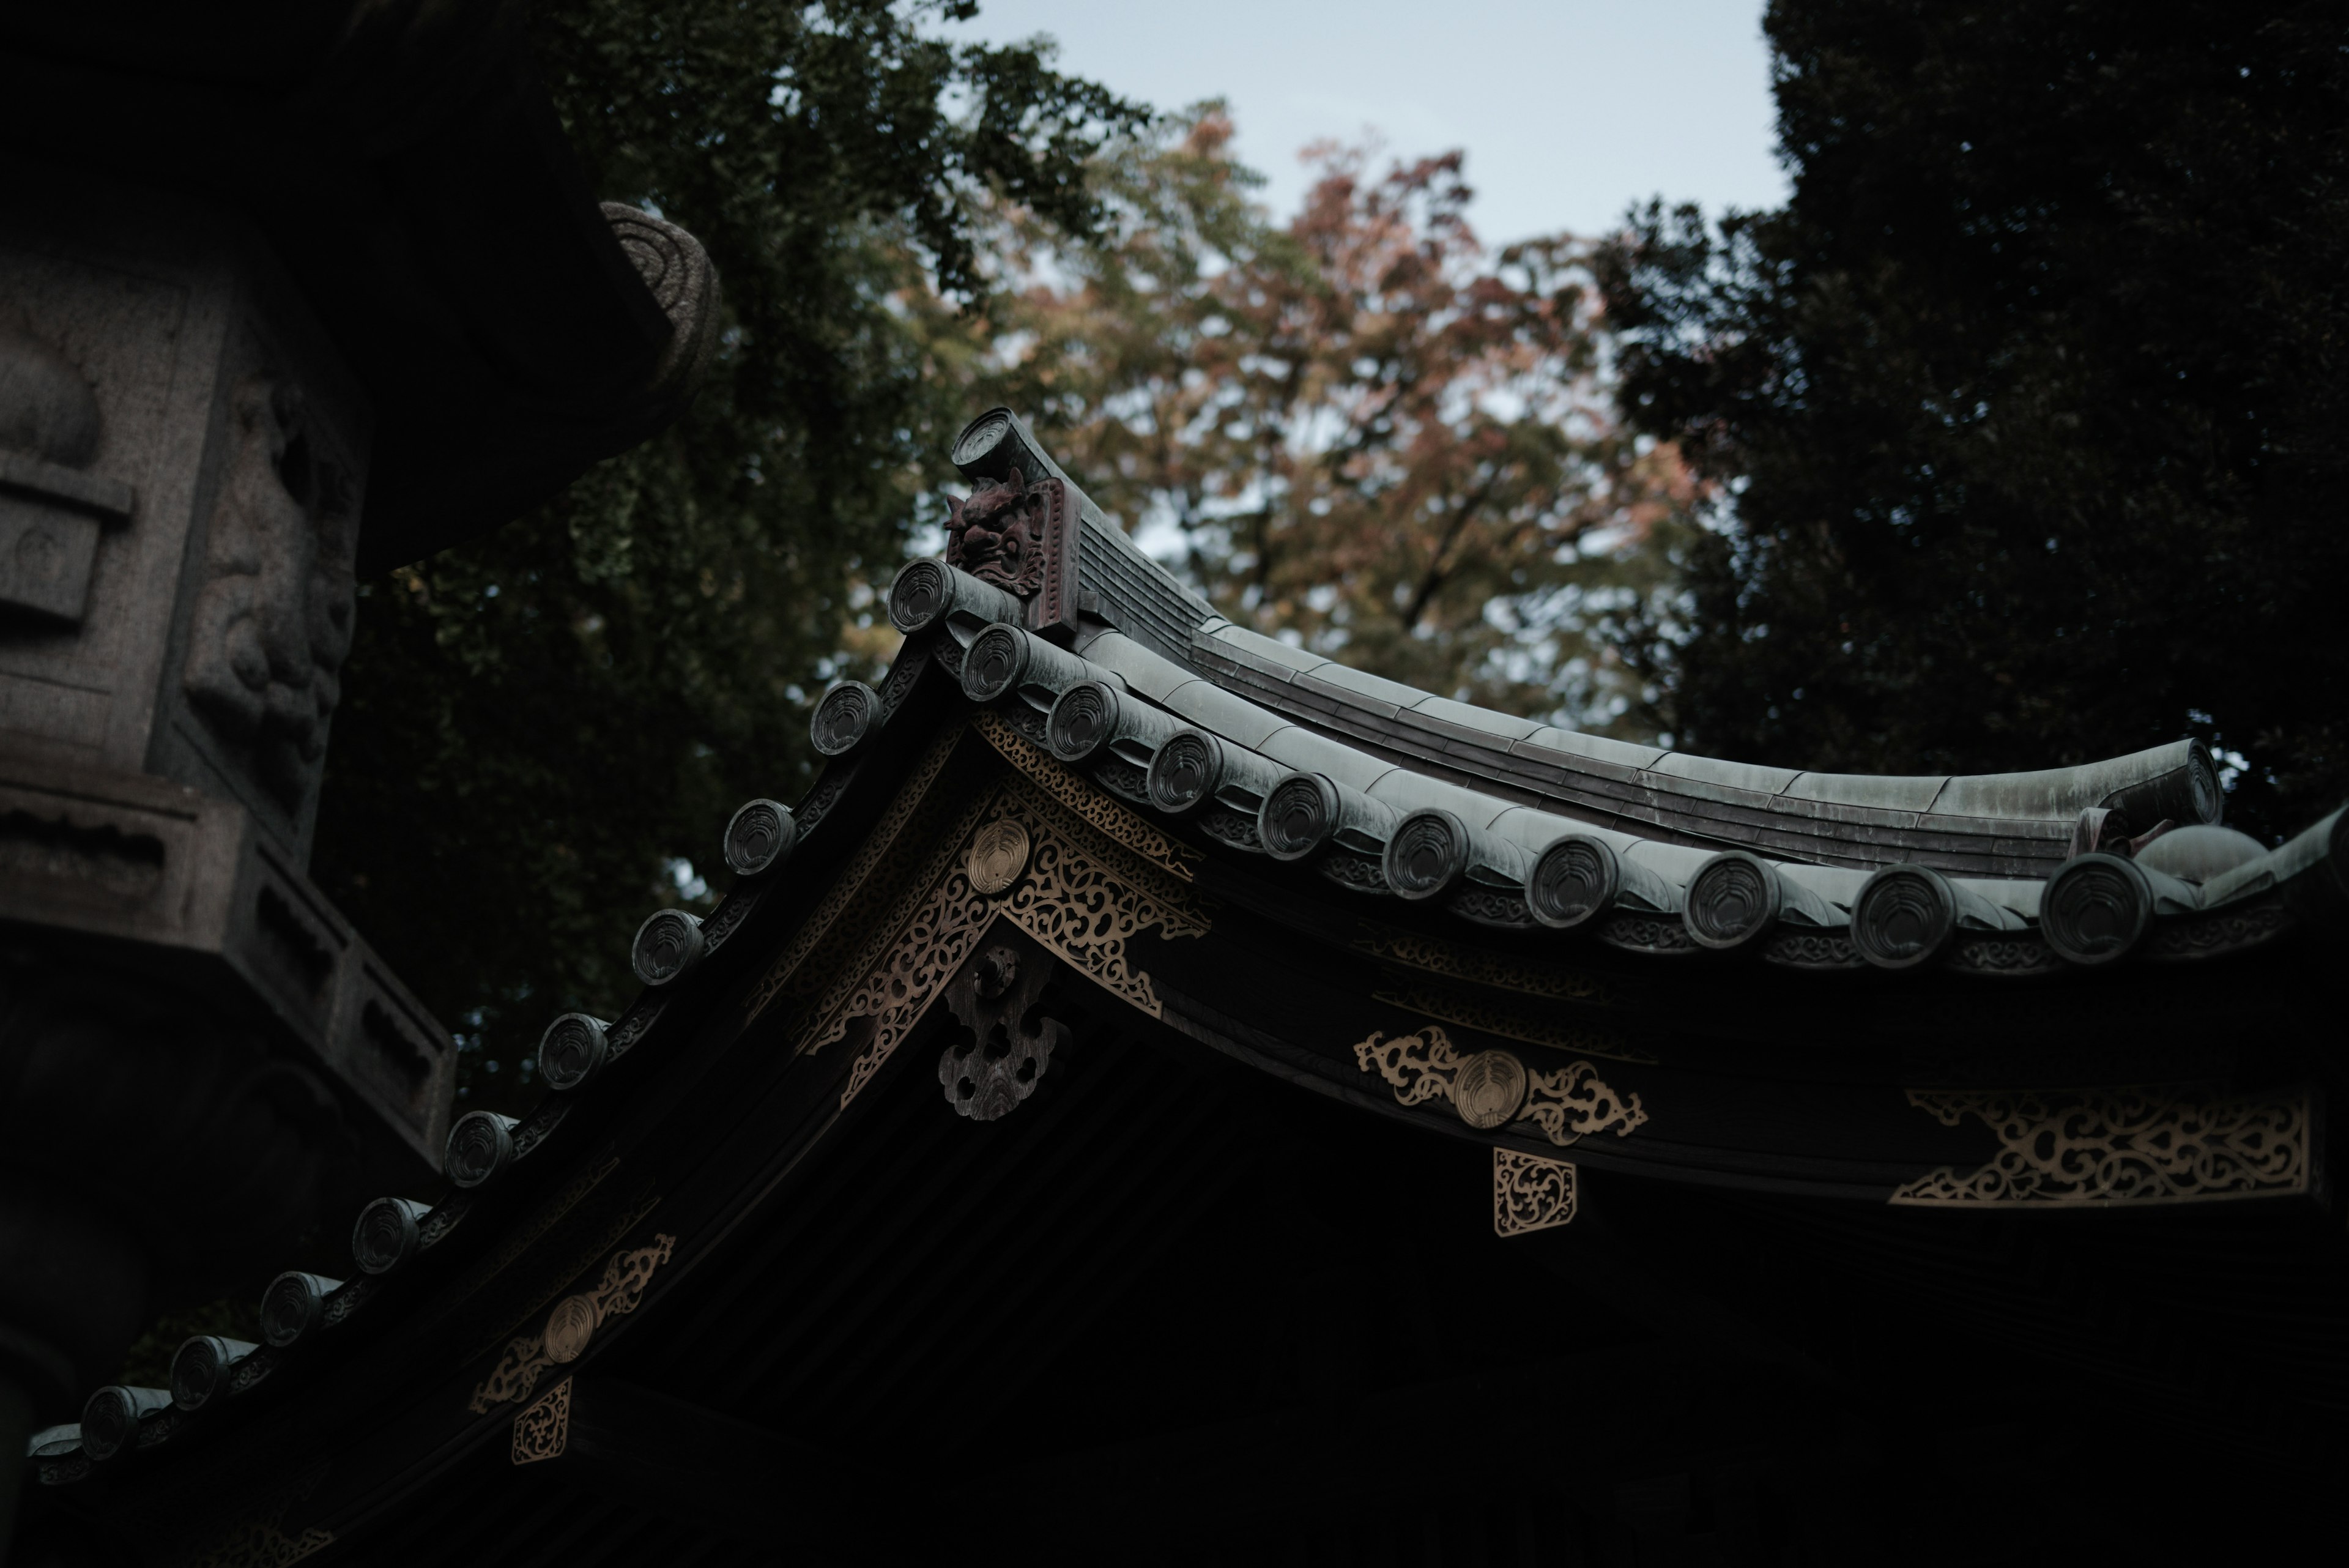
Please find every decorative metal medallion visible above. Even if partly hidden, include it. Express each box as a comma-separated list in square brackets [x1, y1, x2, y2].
[543, 1294, 600, 1363]
[967, 819, 1031, 895]
[1493, 1149, 1578, 1236]
[1353, 1027, 1647, 1147]
[1452, 1049, 1529, 1129]
[511, 1378, 571, 1465]
[469, 1233, 677, 1412]
[1890, 1086, 2310, 1206]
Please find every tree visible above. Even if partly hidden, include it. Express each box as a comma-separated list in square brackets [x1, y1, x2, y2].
[951, 110, 1699, 725]
[311, 1, 1141, 1111]
[1598, 0, 2349, 839]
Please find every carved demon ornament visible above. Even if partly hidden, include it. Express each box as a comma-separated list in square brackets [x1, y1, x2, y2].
[946, 466, 1048, 600]
[182, 377, 358, 811]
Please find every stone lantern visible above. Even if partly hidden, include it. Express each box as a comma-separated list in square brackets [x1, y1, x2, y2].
[0, 6, 717, 1551]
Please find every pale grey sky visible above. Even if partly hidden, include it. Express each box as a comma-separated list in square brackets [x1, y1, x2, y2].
[935, 0, 1787, 245]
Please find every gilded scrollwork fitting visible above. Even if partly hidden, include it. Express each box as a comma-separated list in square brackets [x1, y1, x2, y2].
[511, 1378, 571, 1465]
[812, 779, 1209, 1109]
[1493, 1149, 1578, 1236]
[468, 1233, 677, 1413]
[1889, 1087, 2310, 1206]
[971, 707, 1200, 881]
[1352, 1026, 1648, 1148]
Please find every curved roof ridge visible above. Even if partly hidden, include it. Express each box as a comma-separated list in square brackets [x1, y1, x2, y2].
[1165, 620, 2216, 879]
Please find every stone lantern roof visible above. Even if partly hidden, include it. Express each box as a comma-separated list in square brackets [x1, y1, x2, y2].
[0, 1, 717, 571]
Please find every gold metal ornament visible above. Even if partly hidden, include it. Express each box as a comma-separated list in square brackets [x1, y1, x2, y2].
[1353, 1025, 1646, 1148]
[1890, 1085, 2310, 1207]
[511, 1378, 571, 1465]
[967, 819, 1031, 895]
[468, 1233, 677, 1412]
[1494, 1149, 1578, 1236]
[542, 1295, 599, 1363]
[1452, 1049, 1528, 1129]
[809, 784, 1209, 1110]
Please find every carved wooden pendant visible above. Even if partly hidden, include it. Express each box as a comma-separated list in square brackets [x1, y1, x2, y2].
[938, 936, 1068, 1122]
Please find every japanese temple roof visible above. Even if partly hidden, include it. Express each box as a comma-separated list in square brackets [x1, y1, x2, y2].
[28, 415, 2349, 1555]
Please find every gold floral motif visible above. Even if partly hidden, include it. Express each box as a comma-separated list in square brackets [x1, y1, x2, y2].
[1371, 983, 1654, 1065]
[511, 1378, 571, 1465]
[785, 792, 998, 1066]
[823, 787, 1209, 1108]
[972, 707, 1198, 880]
[824, 866, 992, 1107]
[1352, 1026, 1647, 1147]
[1494, 1149, 1578, 1236]
[1357, 924, 1620, 1006]
[468, 1233, 676, 1413]
[1890, 1087, 2310, 1207]
[1520, 1057, 1650, 1145]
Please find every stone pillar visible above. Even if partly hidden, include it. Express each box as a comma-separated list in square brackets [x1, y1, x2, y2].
[0, 158, 453, 1506]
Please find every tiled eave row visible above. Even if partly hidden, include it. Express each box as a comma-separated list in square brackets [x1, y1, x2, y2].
[29, 554, 2343, 1490]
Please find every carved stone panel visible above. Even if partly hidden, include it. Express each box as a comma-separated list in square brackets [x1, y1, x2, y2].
[0, 162, 371, 860]
[0, 323, 135, 623]
[179, 376, 358, 817]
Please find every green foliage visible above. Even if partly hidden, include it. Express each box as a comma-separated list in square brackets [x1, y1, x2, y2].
[312, 2, 1140, 1110]
[1598, 0, 2349, 836]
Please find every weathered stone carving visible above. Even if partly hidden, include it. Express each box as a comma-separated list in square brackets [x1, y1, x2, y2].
[181, 377, 358, 811]
[0, 321, 133, 624]
[937, 940, 1067, 1122]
